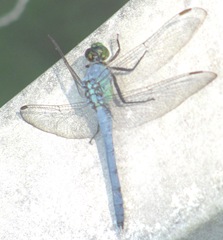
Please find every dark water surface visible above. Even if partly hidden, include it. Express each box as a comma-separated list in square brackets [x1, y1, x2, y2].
[0, 0, 126, 107]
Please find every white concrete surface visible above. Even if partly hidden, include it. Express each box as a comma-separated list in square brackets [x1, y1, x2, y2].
[0, 0, 222, 239]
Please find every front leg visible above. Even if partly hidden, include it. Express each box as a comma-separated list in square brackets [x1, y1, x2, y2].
[111, 50, 147, 73]
[107, 34, 121, 63]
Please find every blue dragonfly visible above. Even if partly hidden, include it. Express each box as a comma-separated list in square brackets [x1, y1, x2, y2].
[20, 8, 217, 228]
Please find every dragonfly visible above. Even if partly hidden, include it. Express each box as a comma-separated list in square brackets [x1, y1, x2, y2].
[20, 8, 217, 228]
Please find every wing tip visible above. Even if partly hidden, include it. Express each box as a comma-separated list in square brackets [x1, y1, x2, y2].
[179, 7, 207, 17]
[20, 105, 28, 111]
[189, 70, 217, 82]
[189, 70, 204, 75]
[179, 8, 192, 16]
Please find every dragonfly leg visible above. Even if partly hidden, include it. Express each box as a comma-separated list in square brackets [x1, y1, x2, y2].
[48, 35, 84, 97]
[89, 124, 100, 144]
[111, 50, 147, 72]
[112, 73, 154, 104]
[107, 34, 121, 63]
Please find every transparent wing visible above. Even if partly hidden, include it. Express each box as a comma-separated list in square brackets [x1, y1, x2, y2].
[20, 102, 98, 139]
[110, 8, 206, 82]
[108, 71, 216, 128]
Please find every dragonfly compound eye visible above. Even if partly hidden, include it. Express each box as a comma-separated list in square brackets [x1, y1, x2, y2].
[85, 42, 109, 62]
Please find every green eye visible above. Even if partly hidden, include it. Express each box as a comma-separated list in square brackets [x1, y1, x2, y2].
[85, 42, 110, 62]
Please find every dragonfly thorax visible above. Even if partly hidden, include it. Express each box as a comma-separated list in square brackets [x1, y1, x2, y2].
[83, 79, 105, 109]
[82, 63, 113, 110]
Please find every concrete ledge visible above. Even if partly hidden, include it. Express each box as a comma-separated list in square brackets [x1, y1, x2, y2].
[0, 0, 222, 239]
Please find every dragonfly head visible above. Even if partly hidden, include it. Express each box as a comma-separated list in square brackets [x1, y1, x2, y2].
[85, 42, 109, 62]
